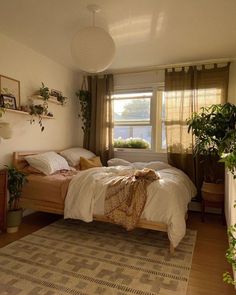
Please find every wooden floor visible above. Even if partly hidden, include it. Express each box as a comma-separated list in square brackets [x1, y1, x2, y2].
[0, 211, 235, 294]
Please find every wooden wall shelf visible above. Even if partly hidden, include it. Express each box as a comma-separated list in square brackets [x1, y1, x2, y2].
[4, 108, 55, 119]
[4, 108, 29, 115]
[34, 95, 61, 105]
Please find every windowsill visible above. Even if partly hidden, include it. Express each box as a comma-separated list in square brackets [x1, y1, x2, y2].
[114, 148, 168, 163]
[114, 148, 167, 154]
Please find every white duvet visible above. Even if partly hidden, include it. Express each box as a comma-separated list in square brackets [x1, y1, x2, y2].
[64, 165, 196, 247]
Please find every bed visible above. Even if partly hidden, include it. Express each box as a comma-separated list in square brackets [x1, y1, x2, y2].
[14, 151, 196, 253]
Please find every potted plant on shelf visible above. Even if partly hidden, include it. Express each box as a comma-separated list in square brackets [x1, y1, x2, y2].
[50, 90, 67, 106]
[39, 82, 50, 101]
[6, 166, 27, 233]
[187, 103, 236, 211]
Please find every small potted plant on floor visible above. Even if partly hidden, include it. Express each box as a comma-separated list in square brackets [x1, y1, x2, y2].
[6, 166, 27, 233]
[187, 103, 236, 212]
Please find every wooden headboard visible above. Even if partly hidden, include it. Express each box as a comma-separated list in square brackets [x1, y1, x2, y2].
[13, 150, 61, 170]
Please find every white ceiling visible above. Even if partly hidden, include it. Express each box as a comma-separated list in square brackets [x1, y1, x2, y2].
[0, 0, 236, 72]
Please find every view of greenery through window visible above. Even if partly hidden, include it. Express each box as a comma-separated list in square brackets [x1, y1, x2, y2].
[113, 92, 153, 149]
[113, 90, 167, 151]
[113, 88, 221, 151]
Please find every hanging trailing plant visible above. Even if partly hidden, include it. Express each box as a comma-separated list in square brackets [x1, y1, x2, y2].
[29, 103, 49, 132]
[76, 78, 91, 135]
[76, 89, 91, 133]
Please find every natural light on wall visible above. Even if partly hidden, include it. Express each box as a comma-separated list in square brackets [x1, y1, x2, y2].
[112, 87, 222, 153]
[164, 88, 222, 153]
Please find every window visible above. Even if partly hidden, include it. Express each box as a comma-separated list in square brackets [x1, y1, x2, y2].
[163, 87, 223, 152]
[112, 89, 166, 152]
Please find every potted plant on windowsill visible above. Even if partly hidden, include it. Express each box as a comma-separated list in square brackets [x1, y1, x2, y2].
[6, 166, 27, 233]
[187, 103, 236, 207]
[114, 137, 150, 149]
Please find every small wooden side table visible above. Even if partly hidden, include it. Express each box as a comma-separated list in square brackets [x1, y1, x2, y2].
[0, 169, 7, 232]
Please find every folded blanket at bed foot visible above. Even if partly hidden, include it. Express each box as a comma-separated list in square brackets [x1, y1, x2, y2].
[105, 168, 160, 230]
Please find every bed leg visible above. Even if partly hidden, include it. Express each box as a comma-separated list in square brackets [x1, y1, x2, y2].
[170, 242, 175, 254]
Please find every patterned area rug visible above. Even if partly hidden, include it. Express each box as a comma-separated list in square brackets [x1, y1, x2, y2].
[0, 219, 196, 295]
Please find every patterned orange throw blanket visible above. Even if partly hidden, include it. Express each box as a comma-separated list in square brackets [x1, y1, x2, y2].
[104, 168, 159, 230]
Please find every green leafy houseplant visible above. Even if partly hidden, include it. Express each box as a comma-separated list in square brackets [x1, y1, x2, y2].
[38, 82, 68, 105]
[221, 152, 236, 179]
[218, 106, 236, 286]
[187, 103, 236, 182]
[39, 82, 50, 101]
[114, 137, 150, 149]
[220, 129, 236, 178]
[7, 166, 27, 211]
[224, 222, 236, 284]
[188, 103, 236, 285]
[51, 92, 67, 106]
[76, 89, 91, 134]
[6, 166, 27, 233]
[56, 93, 67, 105]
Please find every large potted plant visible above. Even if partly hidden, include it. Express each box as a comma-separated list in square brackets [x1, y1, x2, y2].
[220, 113, 236, 285]
[6, 166, 27, 233]
[187, 103, 236, 205]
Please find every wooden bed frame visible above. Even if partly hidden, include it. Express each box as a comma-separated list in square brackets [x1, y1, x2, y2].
[14, 151, 175, 254]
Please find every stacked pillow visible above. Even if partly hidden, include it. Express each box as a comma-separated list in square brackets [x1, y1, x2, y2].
[60, 147, 96, 167]
[24, 148, 170, 176]
[24, 147, 103, 175]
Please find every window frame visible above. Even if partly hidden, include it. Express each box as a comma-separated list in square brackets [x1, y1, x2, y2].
[112, 84, 166, 153]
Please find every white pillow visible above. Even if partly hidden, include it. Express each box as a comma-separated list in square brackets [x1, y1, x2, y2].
[25, 151, 70, 175]
[107, 158, 132, 167]
[60, 147, 95, 166]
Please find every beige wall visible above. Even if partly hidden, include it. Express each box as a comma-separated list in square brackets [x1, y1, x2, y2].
[228, 62, 236, 104]
[0, 32, 83, 166]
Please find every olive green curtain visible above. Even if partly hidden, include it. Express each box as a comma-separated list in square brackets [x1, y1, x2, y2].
[84, 74, 114, 165]
[165, 63, 230, 196]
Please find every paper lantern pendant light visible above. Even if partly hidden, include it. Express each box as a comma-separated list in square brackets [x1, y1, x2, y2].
[71, 5, 115, 73]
